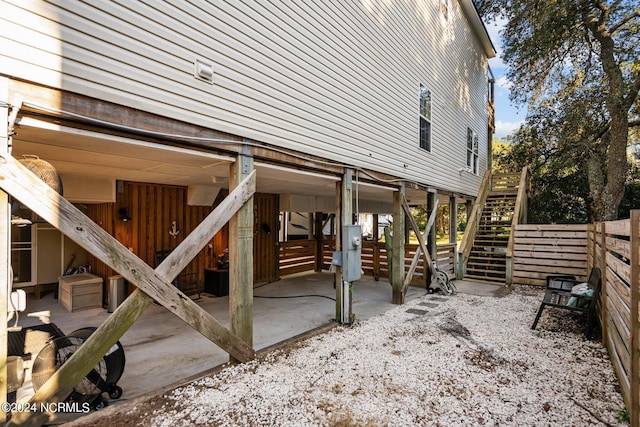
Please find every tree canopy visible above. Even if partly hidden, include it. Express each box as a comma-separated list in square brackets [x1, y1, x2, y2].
[476, 0, 640, 221]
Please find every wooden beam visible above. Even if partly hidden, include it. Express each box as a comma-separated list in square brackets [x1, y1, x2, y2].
[401, 195, 438, 293]
[600, 222, 608, 348]
[428, 190, 438, 280]
[229, 150, 254, 359]
[450, 195, 458, 277]
[336, 169, 353, 323]
[372, 214, 380, 280]
[315, 212, 323, 272]
[1, 156, 256, 426]
[335, 180, 342, 319]
[391, 187, 405, 304]
[0, 77, 9, 425]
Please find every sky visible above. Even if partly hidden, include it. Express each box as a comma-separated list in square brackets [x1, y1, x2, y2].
[484, 19, 527, 140]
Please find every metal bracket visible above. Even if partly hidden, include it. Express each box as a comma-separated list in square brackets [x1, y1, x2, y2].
[7, 94, 23, 135]
[345, 168, 352, 191]
[241, 140, 251, 175]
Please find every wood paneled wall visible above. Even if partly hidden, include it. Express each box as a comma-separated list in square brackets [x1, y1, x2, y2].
[87, 182, 278, 292]
[253, 193, 279, 283]
[88, 182, 214, 293]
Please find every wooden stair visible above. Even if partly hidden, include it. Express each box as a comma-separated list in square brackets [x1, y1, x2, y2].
[464, 194, 516, 284]
[460, 171, 527, 285]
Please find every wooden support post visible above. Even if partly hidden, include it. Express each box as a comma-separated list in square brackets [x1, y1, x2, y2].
[450, 195, 458, 277]
[373, 214, 379, 241]
[391, 185, 405, 304]
[0, 77, 9, 425]
[600, 222, 608, 347]
[335, 169, 353, 323]
[428, 191, 438, 284]
[373, 214, 380, 280]
[315, 212, 323, 272]
[401, 195, 437, 293]
[335, 181, 342, 320]
[229, 149, 254, 359]
[630, 211, 640, 427]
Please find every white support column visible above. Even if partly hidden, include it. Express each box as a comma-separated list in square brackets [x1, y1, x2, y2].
[0, 76, 9, 423]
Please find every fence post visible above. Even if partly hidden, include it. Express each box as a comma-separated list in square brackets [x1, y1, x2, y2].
[600, 221, 608, 347]
[0, 76, 9, 425]
[631, 210, 640, 427]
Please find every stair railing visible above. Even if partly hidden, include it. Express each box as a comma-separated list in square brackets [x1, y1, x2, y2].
[505, 166, 529, 285]
[457, 169, 492, 279]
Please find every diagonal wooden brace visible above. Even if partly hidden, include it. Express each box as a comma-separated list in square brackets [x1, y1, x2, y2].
[401, 195, 438, 293]
[0, 154, 256, 426]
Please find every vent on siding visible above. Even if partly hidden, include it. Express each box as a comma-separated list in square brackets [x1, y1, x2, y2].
[194, 58, 214, 84]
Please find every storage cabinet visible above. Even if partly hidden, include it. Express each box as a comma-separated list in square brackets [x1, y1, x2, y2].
[204, 269, 229, 297]
[58, 273, 103, 312]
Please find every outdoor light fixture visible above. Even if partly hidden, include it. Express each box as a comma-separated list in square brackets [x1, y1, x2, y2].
[118, 207, 132, 222]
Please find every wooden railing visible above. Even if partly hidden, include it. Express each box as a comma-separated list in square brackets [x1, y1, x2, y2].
[436, 243, 456, 278]
[281, 238, 455, 286]
[278, 239, 317, 276]
[490, 172, 523, 193]
[505, 166, 530, 285]
[457, 169, 492, 279]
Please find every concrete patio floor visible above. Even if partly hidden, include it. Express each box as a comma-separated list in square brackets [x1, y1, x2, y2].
[10, 271, 508, 423]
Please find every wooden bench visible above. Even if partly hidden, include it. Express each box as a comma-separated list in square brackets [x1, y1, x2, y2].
[531, 267, 602, 339]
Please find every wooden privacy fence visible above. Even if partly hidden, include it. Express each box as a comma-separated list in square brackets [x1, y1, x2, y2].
[511, 224, 589, 286]
[511, 218, 640, 425]
[280, 239, 456, 286]
[590, 213, 640, 426]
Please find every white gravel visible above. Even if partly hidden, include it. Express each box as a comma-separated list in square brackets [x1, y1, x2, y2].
[126, 287, 627, 426]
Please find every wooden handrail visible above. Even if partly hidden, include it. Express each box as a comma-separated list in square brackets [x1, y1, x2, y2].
[457, 169, 492, 279]
[505, 166, 529, 285]
[506, 166, 529, 258]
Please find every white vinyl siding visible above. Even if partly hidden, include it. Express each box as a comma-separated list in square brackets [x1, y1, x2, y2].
[0, 0, 491, 197]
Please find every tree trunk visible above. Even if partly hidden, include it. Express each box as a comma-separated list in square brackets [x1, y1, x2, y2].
[586, 6, 632, 221]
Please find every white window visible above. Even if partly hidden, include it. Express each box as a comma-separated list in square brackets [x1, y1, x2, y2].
[419, 84, 432, 152]
[467, 127, 479, 174]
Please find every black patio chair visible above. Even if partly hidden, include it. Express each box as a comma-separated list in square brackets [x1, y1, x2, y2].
[531, 267, 602, 339]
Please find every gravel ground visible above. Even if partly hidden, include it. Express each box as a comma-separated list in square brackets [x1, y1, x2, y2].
[79, 286, 628, 426]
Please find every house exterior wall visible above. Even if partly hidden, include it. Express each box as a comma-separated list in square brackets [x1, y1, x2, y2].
[1, 0, 492, 197]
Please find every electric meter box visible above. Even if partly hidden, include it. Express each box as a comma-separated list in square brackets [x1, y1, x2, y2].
[342, 225, 362, 282]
